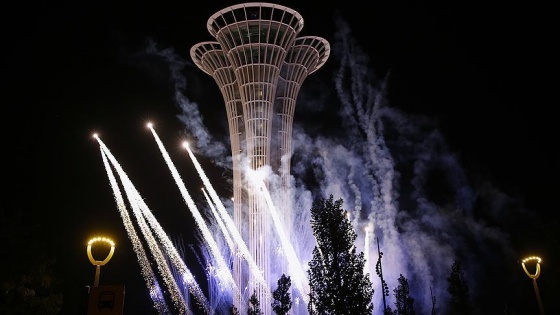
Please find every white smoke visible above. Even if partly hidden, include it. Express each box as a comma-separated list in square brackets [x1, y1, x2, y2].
[142, 39, 230, 169]
[132, 12, 532, 315]
[289, 14, 520, 314]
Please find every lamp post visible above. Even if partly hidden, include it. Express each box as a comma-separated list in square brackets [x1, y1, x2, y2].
[521, 256, 545, 315]
[87, 236, 115, 287]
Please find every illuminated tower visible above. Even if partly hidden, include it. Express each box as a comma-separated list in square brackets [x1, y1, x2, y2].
[190, 3, 329, 313]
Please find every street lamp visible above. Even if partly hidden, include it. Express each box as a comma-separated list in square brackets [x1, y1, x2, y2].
[87, 236, 115, 287]
[521, 256, 545, 315]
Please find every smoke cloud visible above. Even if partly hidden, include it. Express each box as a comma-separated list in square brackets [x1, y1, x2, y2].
[134, 13, 535, 315]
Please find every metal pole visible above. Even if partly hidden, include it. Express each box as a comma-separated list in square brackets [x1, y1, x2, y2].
[521, 256, 545, 315]
[94, 265, 101, 287]
[87, 237, 115, 287]
[532, 278, 545, 315]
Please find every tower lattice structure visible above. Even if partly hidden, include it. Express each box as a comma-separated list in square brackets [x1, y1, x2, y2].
[190, 3, 329, 314]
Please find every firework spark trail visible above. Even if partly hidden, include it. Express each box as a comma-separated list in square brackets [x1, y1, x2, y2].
[148, 125, 236, 290]
[191, 214, 236, 315]
[164, 12, 521, 314]
[98, 143, 171, 315]
[100, 141, 190, 314]
[364, 226, 371, 276]
[144, 40, 228, 167]
[124, 181, 190, 314]
[97, 138, 190, 315]
[201, 187, 235, 253]
[249, 170, 310, 303]
[183, 143, 269, 292]
[329, 16, 506, 313]
[133, 189, 212, 314]
[332, 12, 409, 288]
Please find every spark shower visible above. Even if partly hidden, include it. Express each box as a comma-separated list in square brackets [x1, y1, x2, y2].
[93, 4, 524, 315]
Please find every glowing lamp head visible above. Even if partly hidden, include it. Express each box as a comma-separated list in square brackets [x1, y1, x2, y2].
[522, 256, 542, 264]
[521, 255, 542, 279]
[87, 236, 116, 266]
[147, 122, 153, 129]
[92, 133, 99, 139]
[88, 236, 115, 246]
[183, 141, 190, 149]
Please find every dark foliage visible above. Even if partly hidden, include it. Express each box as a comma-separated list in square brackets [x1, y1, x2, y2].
[430, 287, 437, 315]
[248, 290, 262, 315]
[375, 247, 392, 315]
[0, 210, 63, 315]
[307, 195, 374, 314]
[447, 260, 473, 315]
[393, 274, 415, 315]
[272, 274, 292, 315]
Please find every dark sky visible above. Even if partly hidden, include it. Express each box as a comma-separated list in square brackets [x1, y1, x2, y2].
[2, 0, 558, 314]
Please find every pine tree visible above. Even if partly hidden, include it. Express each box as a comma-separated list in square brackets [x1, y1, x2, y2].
[393, 274, 416, 315]
[430, 286, 437, 315]
[307, 195, 374, 314]
[446, 260, 473, 315]
[272, 274, 292, 315]
[248, 290, 262, 315]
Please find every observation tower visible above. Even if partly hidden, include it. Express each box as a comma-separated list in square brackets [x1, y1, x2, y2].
[190, 3, 329, 313]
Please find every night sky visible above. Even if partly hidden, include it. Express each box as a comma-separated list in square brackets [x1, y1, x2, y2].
[2, 0, 557, 314]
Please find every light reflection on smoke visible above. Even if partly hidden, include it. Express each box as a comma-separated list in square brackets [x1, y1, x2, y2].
[122, 12, 527, 315]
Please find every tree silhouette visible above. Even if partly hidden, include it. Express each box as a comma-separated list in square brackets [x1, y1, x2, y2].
[272, 274, 292, 315]
[430, 286, 437, 315]
[0, 209, 63, 315]
[248, 290, 262, 315]
[375, 239, 393, 315]
[307, 195, 374, 314]
[393, 274, 415, 315]
[447, 260, 473, 315]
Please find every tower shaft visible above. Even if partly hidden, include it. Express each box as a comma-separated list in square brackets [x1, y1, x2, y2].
[191, 3, 330, 314]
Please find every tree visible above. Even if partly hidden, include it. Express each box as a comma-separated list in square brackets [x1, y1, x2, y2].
[0, 209, 63, 315]
[248, 290, 262, 315]
[375, 240, 393, 315]
[447, 260, 473, 315]
[393, 274, 415, 315]
[430, 287, 437, 315]
[272, 274, 292, 315]
[307, 195, 374, 314]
